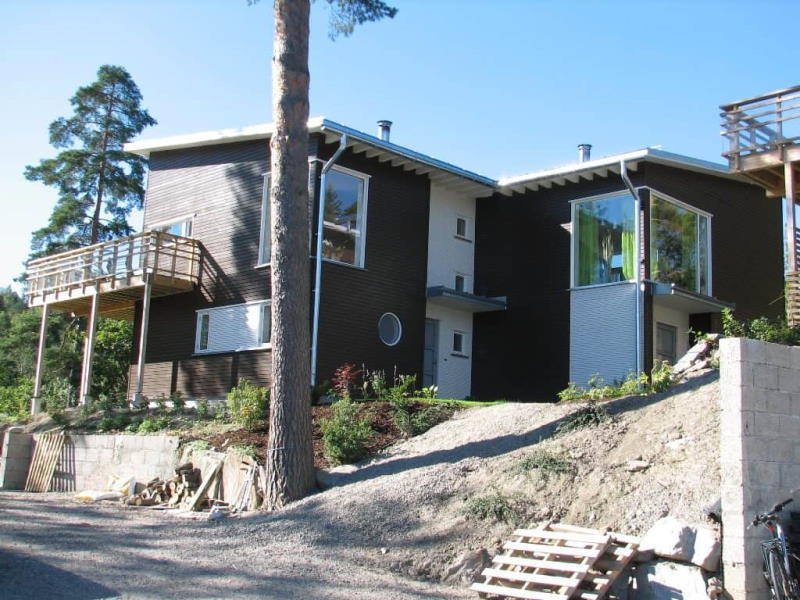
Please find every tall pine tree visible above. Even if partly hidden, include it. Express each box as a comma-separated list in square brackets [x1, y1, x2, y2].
[25, 65, 156, 258]
[263, 0, 396, 509]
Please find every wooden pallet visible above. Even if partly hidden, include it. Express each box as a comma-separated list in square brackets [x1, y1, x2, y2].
[24, 433, 66, 493]
[471, 523, 639, 600]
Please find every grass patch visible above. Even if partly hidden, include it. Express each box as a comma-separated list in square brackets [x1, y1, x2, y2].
[513, 449, 574, 479]
[463, 491, 518, 523]
[555, 402, 610, 435]
[415, 398, 509, 408]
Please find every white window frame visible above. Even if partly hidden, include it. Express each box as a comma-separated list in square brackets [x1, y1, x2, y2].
[452, 329, 467, 356]
[649, 190, 713, 296]
[194, 300, 272, 354]
[150, 215, 194, 237]
[256, 173, 271, 267]
[322, 164, 370, 269]
[455, 214, 471, 241]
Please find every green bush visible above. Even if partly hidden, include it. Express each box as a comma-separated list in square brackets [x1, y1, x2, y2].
[42, 377, 76, 419]
[226, 380, 269, 431]
[463, 492, 517, 523]
[556, 401, 610, 434]
[650, 360, 673, 393]
[558, 365, 672, 403]
[0, 378, 33, 420]
[722, 308, 800, 345]
[170, 391, 186, 413]
[136, 416, 170, 433]
[513, 449, 574, 479]
[196, 397, 210, 420]
[319, 397, 373, 465]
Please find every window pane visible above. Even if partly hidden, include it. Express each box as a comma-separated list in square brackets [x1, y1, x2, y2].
[258, 174, 271, 264]
[323, 169, 365, 266]
[260, 303, 271, 344]
[575, 195, 635, 286]
[455, 275, 465, 292]
[698, 216, 709, 295]
[656, 323, 677, 364]
[651, 195, 703, 293]
[453, 332, 463, 353]
[456, 217, 467, 237]
[199, 314, 209, 350]
[378, 313, 402, 346]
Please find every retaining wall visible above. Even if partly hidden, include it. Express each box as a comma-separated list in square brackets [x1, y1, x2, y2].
[0, 433, 179, 492]
[719, 338, 800, 599]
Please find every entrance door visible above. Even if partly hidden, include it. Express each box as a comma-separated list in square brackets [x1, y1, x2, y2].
[423, 319, 439, 387]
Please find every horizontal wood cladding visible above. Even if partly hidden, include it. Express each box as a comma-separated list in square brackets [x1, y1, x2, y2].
[644, 164, 783, 321]
[473, 174, 646, 402]
[132, 136, 429, 398]
[314, 142, 430, 384]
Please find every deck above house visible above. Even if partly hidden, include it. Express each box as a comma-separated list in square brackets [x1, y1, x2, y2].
[25, 231, 201, 320]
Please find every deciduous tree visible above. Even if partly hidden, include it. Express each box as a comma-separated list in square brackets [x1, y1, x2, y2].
[25, 65, 156, 257]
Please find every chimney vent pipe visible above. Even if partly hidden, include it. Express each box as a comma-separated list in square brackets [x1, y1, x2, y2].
[578, 144, 592, 163]
[377, 120, 392, 142]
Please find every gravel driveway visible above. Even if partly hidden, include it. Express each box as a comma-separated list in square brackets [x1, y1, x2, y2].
[0, 491, 470, 599]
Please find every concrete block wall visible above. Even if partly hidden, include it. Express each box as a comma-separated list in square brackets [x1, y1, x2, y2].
[0, 433, 179, 492]
[0, 430, 34, 489]
[719, 338, 800, 599]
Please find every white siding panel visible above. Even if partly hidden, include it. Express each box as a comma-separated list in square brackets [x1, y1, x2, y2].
[425, 302, 473, 399]
[569, 283, 638, 386]
[427, 184, 475, 290]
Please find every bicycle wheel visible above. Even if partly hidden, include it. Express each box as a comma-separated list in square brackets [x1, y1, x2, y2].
[769, 550, 800, 600]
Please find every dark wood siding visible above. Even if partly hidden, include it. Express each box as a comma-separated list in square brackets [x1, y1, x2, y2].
[131, 136, 429, 399]
[473, 175, 642, 402]
[644, 163, 783, 321]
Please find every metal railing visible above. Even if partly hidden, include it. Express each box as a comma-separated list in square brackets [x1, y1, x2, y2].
[25, 230, 201, 304]
[721, 85, 800, 168]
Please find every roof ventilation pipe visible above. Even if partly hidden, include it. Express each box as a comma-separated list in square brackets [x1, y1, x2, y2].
[578, 144, 592, 162]
[311, 134, 348, 386]
[377, 120, 392, 142]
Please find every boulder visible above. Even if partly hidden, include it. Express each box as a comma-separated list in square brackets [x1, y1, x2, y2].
[639, 517, 695, 563]
[690, 525, 721, 572]
[442, 548, 490, 584]
[631, 561, 708, 600]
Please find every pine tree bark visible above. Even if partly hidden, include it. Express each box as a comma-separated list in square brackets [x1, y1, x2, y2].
[265, 0, 315, 509]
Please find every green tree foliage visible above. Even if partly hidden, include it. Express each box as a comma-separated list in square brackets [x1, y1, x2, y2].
[91, 319, 134, 398]
[325, 0, 397, 38]
[25, 65, 156, 257]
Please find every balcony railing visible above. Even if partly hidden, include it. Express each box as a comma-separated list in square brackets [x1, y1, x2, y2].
[26, 230, 201, 306]
[721, 85, 800, 169]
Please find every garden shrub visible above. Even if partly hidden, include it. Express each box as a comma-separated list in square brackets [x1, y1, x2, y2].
[332, 363, 362, 400]
[226, 379, 269, 431]
[42, 377, 76, 419]
[722, 308, 800, 346]
[463, 491, 517, 523]
[319, 397, 372, 465]
[556, 401, 610, 434]
[196, 397, 210, 420]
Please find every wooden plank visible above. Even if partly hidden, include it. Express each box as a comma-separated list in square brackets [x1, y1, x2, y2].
[470, 583, 569, 600]
[480, 568, 580, 587]
[185, 458, 223, 511]
[492, 555, 591, 573]
[513, 529, 610, 544]
[503, 541, 604, 558]
[25, 433, 65, 493]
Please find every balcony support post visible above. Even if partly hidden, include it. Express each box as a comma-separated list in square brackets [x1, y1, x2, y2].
[79, 292, 100, 405]
[786, 159, 797, 273]
[132, 274, 153, 408]
[31, 304, 49, 415]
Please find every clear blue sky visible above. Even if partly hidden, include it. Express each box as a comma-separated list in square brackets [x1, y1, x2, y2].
[1, 0, 797, 290]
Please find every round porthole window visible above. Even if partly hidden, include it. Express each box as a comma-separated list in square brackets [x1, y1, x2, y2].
[378, 312, 402, 346]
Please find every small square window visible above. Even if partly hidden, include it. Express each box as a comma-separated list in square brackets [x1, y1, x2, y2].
[453, 331, 464, 354]
[455, 274, 465, 292]
[456, 217, 467, 238]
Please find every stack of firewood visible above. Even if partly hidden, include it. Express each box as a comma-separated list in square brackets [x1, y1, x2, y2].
[125, 462, 201, 507]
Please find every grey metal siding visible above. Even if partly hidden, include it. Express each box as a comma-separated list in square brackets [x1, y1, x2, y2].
[569, 283, 638, 386]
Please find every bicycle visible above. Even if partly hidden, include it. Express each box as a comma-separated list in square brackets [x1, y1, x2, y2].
[751, 497, 800, 599]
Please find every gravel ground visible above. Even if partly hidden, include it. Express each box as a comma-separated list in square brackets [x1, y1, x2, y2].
[0, 373, 721, 598]
[0, 491, 471, 600]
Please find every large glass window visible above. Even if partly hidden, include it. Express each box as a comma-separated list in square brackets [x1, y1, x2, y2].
[574, 194, 636, 287]
[323, 167, 368, 267]
[650, 194, 710, 295]
[195, 301, 271, 354]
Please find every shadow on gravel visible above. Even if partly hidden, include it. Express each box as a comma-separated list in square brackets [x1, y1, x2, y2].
[327, 372, 719, 487]
[0, 547, 120, 600]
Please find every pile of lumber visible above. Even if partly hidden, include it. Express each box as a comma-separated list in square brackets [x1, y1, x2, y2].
[125, 462, 201, 507]
[471, 522, 640, 600]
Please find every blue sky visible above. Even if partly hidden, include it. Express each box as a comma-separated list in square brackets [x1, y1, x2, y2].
[1, 0, 797, 289]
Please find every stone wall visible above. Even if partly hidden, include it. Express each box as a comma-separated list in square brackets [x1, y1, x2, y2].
[719, 338, 800, 599]
[0, 433, 179, 492]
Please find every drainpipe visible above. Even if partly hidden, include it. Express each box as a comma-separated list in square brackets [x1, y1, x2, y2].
[310, 134, 348, 386]
[620, 160, 643, 378]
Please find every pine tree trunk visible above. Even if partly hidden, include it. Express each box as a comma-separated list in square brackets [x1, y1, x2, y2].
[264, 0, 315, 509]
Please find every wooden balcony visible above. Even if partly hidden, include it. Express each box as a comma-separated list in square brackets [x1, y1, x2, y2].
[721, 84, 800, 197]
[25, 231, 201, 320]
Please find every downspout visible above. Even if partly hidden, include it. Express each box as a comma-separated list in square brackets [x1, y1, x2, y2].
[310, 134, 348, 386]
[620, 160, 643, 378]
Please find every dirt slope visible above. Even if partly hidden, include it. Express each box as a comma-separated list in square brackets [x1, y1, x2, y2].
[308, 370, 721, 582]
